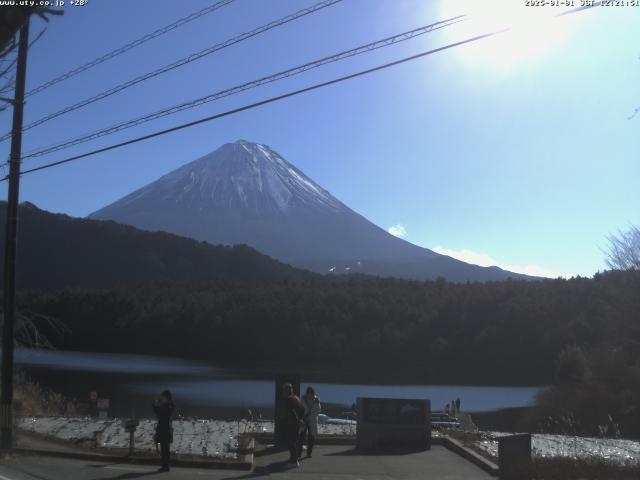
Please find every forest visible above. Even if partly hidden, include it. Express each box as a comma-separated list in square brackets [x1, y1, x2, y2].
[2, 203, 639, 437]
[0, 202, 312, 289]
[12, 269, 640, 436]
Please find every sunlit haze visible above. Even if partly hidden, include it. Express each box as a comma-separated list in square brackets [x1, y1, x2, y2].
[438, 0, 575, 67]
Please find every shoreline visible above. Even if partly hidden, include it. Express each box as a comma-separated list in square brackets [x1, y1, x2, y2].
[15, 348, 546, 387]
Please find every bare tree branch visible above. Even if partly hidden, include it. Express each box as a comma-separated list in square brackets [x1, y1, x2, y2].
[0, 54, 18, 79]
[605, 225, 640, 271]
[0, 38, 17, 60]
[0, 308, 69, 349]
[28, 26, 47, 49]
[0, 79, 15, 95]
[0, 27, 46, 112]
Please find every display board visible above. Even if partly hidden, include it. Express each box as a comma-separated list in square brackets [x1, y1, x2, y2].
[356, 397, 431, 451]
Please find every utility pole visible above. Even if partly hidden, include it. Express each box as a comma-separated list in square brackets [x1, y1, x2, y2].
[1, 17, 30, 451]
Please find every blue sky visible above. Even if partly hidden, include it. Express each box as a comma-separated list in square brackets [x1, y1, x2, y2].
[0, 0, 638, 278]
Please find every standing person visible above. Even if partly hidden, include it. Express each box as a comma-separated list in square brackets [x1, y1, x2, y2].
[300, 386, 321, 458]
[153, 390, 174, 473]
[445, 403, 450, 417]
[455, 397, 461, 413]
[451, 399, 457, 416]
[283, 383, 304, 467]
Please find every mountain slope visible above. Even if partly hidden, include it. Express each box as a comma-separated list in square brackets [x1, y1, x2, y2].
[0, 202, 311, 289]
[90, 140, 531, 282]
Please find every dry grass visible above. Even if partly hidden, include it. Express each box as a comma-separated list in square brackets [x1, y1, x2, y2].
[13, 371, 78, 417]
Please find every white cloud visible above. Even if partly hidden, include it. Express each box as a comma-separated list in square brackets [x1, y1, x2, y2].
[432, 246, 574, 279]
[388, 224, 407, 238]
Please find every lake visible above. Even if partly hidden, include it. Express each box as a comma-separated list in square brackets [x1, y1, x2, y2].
[15, 348, 541, 419]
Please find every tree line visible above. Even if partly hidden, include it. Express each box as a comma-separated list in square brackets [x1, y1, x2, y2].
[14, 270, 639, 389]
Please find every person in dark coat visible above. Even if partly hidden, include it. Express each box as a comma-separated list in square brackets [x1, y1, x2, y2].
[283, 383, 304, 466]
[455, 397, 461, 413]
[153, 389, 174, 472]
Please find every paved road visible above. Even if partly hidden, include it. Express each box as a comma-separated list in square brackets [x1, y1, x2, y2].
[0, 444, 493, 479]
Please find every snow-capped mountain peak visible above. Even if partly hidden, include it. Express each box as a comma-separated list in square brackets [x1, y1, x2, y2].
[89, 139, 532, 282]
[120, 140, 344, 215]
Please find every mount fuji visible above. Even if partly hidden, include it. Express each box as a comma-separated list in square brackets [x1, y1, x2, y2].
[89, 140, 529, 281]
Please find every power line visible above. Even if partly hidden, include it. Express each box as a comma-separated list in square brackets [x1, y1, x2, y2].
[0, 0, 343, 143]
[25, 0, 237, 98]
[18, 2, 602, 157]
[3, 2, 600, 181]
[22, 15, 466, 160]
[4, 29, 517, 180]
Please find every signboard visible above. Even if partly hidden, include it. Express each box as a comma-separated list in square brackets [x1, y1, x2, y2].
[274, 374, 300, 444]
[124, 419, 139, 433]
[356, 397, 431, 451]
[89, 391, 98, 401]
[97, 398, 110, 409]
[498, 433, 532, 480]
[362, 398, 427, 425]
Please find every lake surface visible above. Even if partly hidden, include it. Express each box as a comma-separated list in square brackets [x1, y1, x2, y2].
[15, 348, 541, 418]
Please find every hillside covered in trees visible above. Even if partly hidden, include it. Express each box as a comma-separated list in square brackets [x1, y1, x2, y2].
[0, 202, 312, 288]
[16, 270, 639, 385]
[3, 203, 639, 437]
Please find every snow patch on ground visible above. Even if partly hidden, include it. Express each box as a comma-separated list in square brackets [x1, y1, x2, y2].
[18, 417, 239, 459]
[23, 416, 636, 465]
[257, 418, 356, 436]
[17, 416, 355, 459]
[474, 431, 640, 466]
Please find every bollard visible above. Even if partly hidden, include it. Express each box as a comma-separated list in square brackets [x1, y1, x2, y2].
[498, 433, 532, 480]
[129, 430, 135, 456]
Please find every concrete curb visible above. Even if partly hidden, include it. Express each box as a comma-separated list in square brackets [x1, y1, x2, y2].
[13, 437, 254, 471]
[434, 436, 499, 477]
[13, 447, 253, 470]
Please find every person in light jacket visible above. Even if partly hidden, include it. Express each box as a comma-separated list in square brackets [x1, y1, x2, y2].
[299, 386, 321, 458]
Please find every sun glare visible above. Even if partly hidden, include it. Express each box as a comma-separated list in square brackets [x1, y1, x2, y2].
[439, 0, 575, 67]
